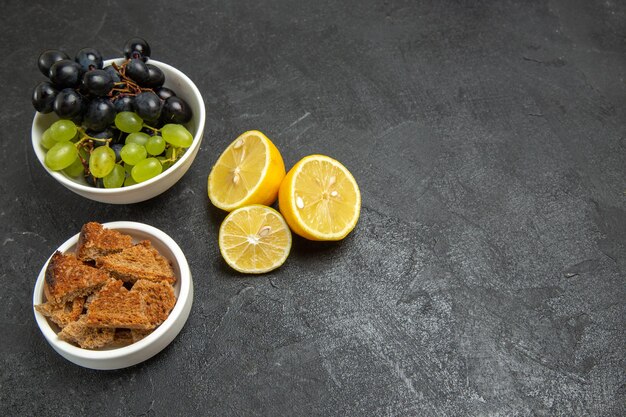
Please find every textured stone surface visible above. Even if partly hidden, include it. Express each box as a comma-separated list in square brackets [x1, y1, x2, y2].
[1, 0, 624, 415]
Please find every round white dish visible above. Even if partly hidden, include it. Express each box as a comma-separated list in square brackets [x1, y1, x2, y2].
[31, 59, 206, 204]
[32, 221, 193, 370]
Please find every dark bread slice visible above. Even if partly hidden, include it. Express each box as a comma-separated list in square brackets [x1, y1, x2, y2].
[35, 297, 85, 328]
[85, 279, 152, 329]
[76, 222, 133, 262]
[58, 315, 115, 349]
[84, 291, 98, 309]
[96, 240, 176, 285]
[130, 329, 153, 343]
[130, 280, 176, 327]
[109, 329, 134, 347]
[44, 252, 110, 304]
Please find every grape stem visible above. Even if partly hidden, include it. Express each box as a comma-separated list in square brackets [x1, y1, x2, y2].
[78, 153, 90, 172]
[110, 61, 153, 96]
[161, 147, 178, 163]
[74, 127, 112, 147]
[142, 124, 160, 133]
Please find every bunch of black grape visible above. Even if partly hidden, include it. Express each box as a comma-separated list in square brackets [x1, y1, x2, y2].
[31, 38, 195, 187]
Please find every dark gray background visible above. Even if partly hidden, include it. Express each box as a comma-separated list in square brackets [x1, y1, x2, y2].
[1, 0, 624, 415]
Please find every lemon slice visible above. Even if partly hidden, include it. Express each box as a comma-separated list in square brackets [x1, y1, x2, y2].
[219, 205, 292, 273]
[208, 131, 285, 212]
[278, 155, 361, 241]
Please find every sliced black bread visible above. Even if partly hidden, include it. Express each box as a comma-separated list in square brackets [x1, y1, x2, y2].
[96, 240, 176, 285]
[35, 297, 85, 328]
[58, 315, 115, 349]
[44, 252, 109, 304]
[76, 222, 133, 262]
[84, 279, 152, 329]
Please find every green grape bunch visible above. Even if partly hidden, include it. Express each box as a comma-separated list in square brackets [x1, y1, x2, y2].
[32, 38, 194, 188]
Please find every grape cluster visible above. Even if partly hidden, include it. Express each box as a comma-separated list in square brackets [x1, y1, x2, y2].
[32, 38, 194, 188]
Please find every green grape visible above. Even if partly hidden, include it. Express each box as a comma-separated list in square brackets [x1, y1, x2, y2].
[114, 112, 143, 133]
[41, 128, 57, 150]
[126, 132, 150, 146]
[45, 142, 78, 171]
[89, 146, 116, 178]
[124, 163, 134, 174]
[103, 164, 125, 188]
[63, 157, 84, 177]
[146, 135, 166, 155]
[124, 176, 137, 187]
[49, 119, 77, 142]
[132, 158, 162, 183]
[161, 124, 193, 148]
[120, 143, 147, 165]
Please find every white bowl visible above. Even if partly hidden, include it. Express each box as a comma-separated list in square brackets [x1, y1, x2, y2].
[32, 221, 193, 370]
[31, 59, 206, 204]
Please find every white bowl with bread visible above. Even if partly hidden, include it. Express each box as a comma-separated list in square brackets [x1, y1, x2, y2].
[33, 221, 193, 370]
[31, 59, 205, 204]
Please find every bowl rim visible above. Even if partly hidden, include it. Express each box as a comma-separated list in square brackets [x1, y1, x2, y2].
[32, 221, 192, 361]
[31, 58, 206, 195]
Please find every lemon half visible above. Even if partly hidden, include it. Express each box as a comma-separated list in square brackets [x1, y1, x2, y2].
[208, 131, 285, 212]
[278, 155, 361, 241]
[219, 205, 292, 273]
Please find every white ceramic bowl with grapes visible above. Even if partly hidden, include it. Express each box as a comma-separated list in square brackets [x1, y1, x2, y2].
[31, 58, 205, 204]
